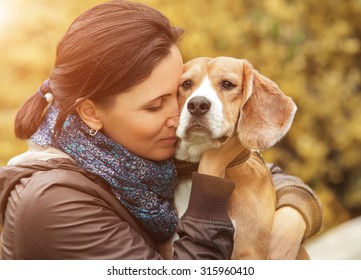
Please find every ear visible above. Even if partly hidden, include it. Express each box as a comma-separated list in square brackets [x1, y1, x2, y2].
[76, 99, 103, 131]
[237, 61, 297, 151]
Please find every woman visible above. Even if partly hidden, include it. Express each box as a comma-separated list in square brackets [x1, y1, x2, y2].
[0, 0, 322, 259]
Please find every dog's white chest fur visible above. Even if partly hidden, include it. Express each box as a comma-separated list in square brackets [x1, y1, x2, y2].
[174, 178, 192, 218]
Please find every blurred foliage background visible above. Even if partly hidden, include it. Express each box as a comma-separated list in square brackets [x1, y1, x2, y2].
[0, 0, 360, 238]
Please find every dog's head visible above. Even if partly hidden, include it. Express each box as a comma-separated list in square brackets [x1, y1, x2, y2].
[175, 57, 297, 162]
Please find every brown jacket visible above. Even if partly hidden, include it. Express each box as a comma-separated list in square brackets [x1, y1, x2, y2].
[0, 152, 322, 259]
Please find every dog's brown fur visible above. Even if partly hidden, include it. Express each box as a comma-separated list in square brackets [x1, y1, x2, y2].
[226, 151, 276, 259]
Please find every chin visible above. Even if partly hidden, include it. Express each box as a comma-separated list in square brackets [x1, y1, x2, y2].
[149, 148, 176, 162]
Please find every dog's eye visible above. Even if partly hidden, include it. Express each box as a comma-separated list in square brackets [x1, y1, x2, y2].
[221, 80, 236, 90]
[181, 80, 192, 90]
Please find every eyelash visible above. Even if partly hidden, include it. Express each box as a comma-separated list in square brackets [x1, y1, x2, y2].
[146, 103, 163, 112]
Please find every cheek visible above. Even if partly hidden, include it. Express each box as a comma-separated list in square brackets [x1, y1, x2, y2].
[221, 95, 243, 123]
[101, 111, 152, 144]
[129, 115, 163, 139]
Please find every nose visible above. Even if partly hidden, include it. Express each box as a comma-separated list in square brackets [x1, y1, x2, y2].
[187, 96, 211, 116]
[166, 115, 179, 129]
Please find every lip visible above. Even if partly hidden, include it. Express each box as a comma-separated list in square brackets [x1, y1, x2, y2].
[160, 137, 178, 145]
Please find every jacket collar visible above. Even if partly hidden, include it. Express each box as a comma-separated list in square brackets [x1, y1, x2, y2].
[7, 141, 73, 166]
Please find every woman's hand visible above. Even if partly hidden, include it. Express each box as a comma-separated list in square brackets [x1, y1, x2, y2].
[268, 206, 307, 259]
[197, 136, 245, 178]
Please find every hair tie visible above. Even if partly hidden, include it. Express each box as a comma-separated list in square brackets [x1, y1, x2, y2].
[43, 92, 54, 103]
[37, 79, 54, 117]
[37, 79, 54, 103]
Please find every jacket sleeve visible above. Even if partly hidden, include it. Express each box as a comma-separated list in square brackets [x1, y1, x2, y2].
[267, 163, 323, 241]
[14, 172, 235, 260]
[174, 172, 235, 259]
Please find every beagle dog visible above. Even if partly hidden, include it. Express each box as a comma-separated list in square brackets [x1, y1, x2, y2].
[161, 57, 300, 259]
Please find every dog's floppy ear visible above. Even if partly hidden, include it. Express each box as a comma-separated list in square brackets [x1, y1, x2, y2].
[237, 61, 297, 151]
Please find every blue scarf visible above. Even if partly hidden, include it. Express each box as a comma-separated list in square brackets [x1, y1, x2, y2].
[31, 106, 178, 241]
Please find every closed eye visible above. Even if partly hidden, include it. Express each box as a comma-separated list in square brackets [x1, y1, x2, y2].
[144, 98, 164, 112]
[146, 104, 163, 112]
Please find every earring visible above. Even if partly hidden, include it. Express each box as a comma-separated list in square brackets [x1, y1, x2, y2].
[89, 128, 98, 137]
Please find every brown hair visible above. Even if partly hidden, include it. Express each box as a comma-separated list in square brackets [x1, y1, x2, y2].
[15, 0, 184, 139]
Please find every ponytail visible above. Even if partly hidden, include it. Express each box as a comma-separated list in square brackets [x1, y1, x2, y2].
[14, 81, 52, 140]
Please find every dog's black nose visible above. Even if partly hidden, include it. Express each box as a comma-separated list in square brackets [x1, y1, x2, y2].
[187, 96, 211, 116]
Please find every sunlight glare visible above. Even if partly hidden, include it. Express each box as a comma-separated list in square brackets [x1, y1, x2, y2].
[0, 1, 13, 27]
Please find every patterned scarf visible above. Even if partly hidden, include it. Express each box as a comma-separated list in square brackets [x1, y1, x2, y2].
[31, 106, 178, 241]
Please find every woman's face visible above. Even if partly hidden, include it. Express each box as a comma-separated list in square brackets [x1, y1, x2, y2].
[96, 46, 184, 161]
